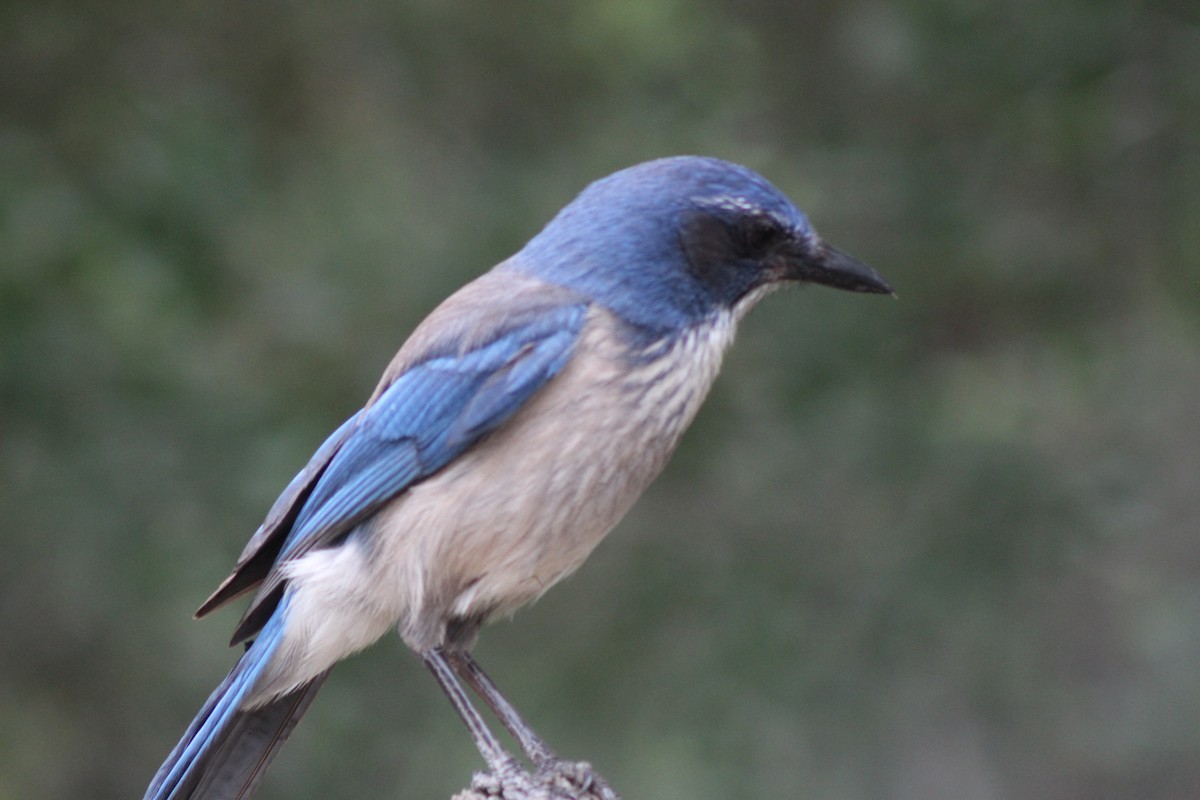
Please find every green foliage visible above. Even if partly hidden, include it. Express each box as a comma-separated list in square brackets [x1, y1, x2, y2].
[2, 1, 1198, 797]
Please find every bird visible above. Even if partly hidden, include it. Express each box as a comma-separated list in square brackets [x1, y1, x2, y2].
[144, 155, 894, 800]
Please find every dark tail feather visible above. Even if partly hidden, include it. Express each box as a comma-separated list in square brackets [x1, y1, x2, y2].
[145, 610, 330, 799]
[180, 676, 327, 799]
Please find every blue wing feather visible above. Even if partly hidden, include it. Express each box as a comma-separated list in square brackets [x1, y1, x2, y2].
[195, 412, 365, 618]
[272, 303, 587, 567]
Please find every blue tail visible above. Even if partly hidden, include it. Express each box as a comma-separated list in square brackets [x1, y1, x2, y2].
[145, 608, 329, 800]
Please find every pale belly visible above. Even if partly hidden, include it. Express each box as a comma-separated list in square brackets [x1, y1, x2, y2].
[248, 313, 734, 704]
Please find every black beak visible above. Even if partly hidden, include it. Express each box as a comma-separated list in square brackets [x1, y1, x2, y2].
[790, 241, 895, 296]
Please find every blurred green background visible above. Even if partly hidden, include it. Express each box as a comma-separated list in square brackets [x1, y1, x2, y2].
[3, 1, 1198, 798]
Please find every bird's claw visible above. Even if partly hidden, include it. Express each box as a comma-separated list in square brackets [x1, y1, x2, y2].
[459, 759, 620, 800]
[537, 758, 620, 800]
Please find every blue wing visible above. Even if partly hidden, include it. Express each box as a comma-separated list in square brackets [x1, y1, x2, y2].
[224, 302, 588, 643]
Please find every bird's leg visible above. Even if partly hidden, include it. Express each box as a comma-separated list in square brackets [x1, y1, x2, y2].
[450, 652, 622, 799]
[447, 650, 557, 768]
[423, 648, 522, 779]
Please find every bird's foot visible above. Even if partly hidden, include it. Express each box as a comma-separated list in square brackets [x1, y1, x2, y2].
[534, 759, 620, 800]
[454, 759, 619, 800]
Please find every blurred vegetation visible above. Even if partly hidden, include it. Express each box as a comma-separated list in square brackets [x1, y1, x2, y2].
[2, 1, 1198, 798]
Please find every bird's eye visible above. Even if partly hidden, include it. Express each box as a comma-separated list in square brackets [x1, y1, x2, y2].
[739, 215, 785, 254]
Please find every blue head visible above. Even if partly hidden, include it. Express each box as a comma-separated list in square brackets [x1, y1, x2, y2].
[512, 156, 892, 333]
